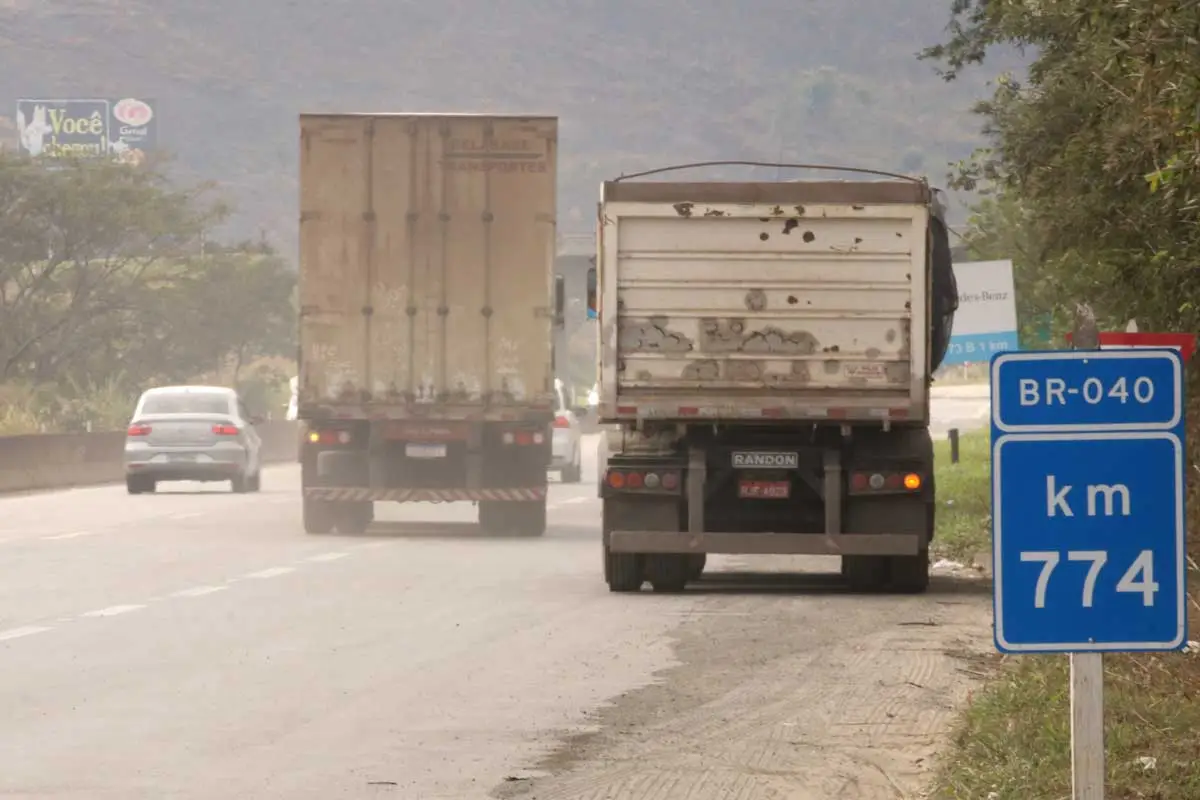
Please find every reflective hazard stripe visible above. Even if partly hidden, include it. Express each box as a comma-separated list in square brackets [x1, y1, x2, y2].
[303, 487, 547, 503]
[607, 405, 915, 420]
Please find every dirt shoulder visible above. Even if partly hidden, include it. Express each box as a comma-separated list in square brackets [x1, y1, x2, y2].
[491, 559, 992, 800]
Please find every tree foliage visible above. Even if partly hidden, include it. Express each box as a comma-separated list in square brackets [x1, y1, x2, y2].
[0, 154, 295, 431]
[923, 0, 1200, 334]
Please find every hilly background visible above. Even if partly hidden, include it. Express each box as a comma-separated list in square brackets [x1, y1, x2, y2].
[0, 0, 1026, 258]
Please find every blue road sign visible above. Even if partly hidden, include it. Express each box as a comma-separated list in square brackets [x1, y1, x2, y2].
[992, 349, 1182, 433]
[990, 348, 1187, 653]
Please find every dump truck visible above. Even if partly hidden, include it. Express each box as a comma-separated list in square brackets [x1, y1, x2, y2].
[588, 165, 959, 593]
[297, 113, 563, 535]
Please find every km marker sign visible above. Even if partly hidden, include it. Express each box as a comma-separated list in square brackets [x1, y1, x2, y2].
[990, 349, 1186, 654]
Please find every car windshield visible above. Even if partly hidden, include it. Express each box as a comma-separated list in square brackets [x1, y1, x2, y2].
[140, 392, 231, 415]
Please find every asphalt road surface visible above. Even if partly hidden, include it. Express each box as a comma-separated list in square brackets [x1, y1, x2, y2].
[0, 388, 992, 799]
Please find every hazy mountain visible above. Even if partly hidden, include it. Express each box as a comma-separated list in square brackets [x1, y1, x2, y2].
[0, 0, 1025, 257]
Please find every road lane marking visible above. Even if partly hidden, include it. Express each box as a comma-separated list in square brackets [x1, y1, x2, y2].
[245, 567, 295, 579]
[305, 552, 350, 562]
[81, 605, 145, 618]
[42, 530, 94, 540]
[557, 497, 590, 505]
[0, 626, 53, 642]
[172, 585, 228, 598]
[170, 513, 202, 520]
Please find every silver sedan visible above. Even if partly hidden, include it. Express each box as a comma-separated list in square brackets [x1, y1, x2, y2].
[123, 385, 264, 494]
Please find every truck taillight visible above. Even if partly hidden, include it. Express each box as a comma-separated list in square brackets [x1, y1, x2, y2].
[605, 468, 682, 494]
[307, 429, 352, 445]
[848, 471, 922, 494]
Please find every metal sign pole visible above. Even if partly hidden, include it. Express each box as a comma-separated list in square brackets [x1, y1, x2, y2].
[1071, 303, 1104, 799]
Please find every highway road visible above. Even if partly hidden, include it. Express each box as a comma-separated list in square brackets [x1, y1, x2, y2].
[0, 387, 991, 799]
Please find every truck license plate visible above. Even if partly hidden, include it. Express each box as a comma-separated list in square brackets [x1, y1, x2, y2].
[739, 480, 789, 499]
[405, 443, 447, 459]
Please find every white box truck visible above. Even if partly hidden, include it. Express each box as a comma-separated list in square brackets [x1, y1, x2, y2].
[297, 113, 562, 535]
[588, 166, 959, 593]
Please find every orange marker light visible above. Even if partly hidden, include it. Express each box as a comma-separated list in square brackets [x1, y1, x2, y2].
[903, 473, 922, 490]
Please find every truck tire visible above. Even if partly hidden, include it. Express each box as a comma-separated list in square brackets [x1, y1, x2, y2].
[603, 547, 644, 592]
[842, 555, 888, 593]
[888, 548, 931, 593]
[602, 496, 680, 592]
[510, 499, 547, 536]
[645, 555, 690, 593]
[686, 553, 707, 581]
[303, 497, 336, 535]
[888, 497, 934, 593]
[478, 501, 505, 533]
[335, 501, 373, 535]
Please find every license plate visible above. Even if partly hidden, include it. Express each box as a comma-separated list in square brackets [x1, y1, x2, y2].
[405, 443, 447, 459]
[739, 480, 789, 499]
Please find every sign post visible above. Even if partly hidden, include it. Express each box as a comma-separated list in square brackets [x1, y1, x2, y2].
[989, 343, 1187, 798]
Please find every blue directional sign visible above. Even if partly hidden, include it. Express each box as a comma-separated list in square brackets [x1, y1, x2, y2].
[990, 348, 1187, 653]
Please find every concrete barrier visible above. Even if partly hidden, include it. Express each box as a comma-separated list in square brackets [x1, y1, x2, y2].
[0, 421, 300, 495]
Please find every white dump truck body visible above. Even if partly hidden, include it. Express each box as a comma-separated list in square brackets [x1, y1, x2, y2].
[596, 180, 932, 425]
[298, 113, 558, 421]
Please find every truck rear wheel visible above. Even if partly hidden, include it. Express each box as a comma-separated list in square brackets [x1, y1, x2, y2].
[842, 555, 888, 593]
[604, 548, 644, 592]
[335, 501, 373, 535]
[888, 548, 931, 593]
[303, 497, 336, 535]
[510, 499, 547, 537]
[645, 554, 690, 593]
[686, 553, 707, 581]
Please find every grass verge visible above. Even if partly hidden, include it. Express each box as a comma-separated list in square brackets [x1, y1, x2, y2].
[929, 420, 1200, 799]
[931, 428, 991, 563]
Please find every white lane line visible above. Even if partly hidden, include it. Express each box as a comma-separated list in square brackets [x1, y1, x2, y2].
[172, 585, 228, 598]
[304, 552, 350, 563]
[42, 530, 95, 540]
[0, 625, 53, 642]
[558, 497, 590, 505]
[81, 604, 145, 618]
[244, 567, 295, 579]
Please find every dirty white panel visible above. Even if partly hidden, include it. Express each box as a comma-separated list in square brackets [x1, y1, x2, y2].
[602, 201, 929, 418]
[298, 114, 557, 417]
[298, 116, 371, 405]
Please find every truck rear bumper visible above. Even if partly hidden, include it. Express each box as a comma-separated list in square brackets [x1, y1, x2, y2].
[303, 486, 546, 503]
[607, 531, 921, 556]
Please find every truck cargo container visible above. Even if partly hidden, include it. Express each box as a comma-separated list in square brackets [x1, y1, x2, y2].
[297, 113, 562, 535]
[590, 165, 959, 593]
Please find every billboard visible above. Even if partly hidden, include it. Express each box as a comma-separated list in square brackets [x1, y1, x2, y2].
[942, 259, 1019, 365]
[15, 97, 157, 166]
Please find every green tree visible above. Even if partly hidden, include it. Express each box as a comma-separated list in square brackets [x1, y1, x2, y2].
[922, 0, 1200, 334]
[0, 153, 296, 430]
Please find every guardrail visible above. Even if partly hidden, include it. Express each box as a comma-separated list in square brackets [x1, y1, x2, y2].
[0, 421, 300, 495]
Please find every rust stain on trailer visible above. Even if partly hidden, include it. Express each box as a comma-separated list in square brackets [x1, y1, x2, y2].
[699, 319, 819, 355]
[619, 317, 694, 353]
